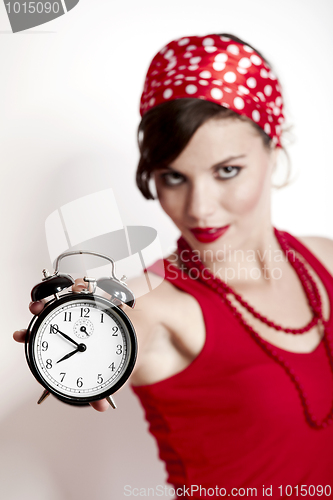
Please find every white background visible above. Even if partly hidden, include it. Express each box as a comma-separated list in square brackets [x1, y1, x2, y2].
[1, 0, 333, 499]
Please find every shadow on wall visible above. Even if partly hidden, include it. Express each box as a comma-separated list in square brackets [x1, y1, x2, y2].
[0, 386, 169, 500]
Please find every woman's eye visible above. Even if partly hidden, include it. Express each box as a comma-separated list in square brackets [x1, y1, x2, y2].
[160, 172, 185, 186]
[216, 166, 241, 179]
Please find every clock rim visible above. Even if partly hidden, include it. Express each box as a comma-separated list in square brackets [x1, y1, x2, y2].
[26, 293, 138, 406]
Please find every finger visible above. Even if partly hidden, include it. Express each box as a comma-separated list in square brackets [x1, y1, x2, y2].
[29, 301, 45, 315]
[72, 278, 88, 294]
[13, 329, 27, 343]
[89, 399, 110, 412]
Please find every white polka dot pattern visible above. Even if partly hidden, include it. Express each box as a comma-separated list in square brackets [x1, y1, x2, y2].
[227, 44, 239, 55]
[224, 72, 237, 83]
[163, 89, 173, 99]
[203, 37, 214, 46]
[140, 34, 284, 146]
[213, 62, 226, 71]
[211, 88, 223, 100]
[252, 110, 260, 122]
[185, 84, 197, 95]
[234, 97, 245, 110]
[238, 58, 251, 69]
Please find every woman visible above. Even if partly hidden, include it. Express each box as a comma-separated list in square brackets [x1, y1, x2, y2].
[14, 34, 333, 498]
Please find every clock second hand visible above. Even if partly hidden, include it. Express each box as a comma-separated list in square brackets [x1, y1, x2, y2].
[57, 343, 87, 364]
[80, 326, 90, 337]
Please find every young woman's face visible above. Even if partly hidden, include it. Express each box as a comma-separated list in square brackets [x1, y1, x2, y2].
[154, 117, 278, 253]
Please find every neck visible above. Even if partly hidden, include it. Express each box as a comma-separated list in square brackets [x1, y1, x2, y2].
[179, 226, 287, 287]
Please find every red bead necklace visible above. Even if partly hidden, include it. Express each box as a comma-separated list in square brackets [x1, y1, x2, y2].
[177, 228, 333, 429]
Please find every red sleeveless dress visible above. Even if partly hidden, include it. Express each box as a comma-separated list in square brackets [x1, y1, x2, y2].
[131, 232, 333, 499]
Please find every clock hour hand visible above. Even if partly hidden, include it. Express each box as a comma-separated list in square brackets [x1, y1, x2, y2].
[52, 326, 80, 347]
[56, 343, 87, 363]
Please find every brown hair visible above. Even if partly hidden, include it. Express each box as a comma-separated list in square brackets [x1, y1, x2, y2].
[136, 34, 289, 200]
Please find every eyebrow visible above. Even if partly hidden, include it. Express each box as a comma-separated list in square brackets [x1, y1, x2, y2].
[165, 154, 247, 172]
[211, 154, 246, 168]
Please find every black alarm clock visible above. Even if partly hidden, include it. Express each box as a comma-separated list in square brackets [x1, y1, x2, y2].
[25, 250, 137, 408]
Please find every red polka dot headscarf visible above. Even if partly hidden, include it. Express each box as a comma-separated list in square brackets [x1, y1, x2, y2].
[140, 34, 284, 146]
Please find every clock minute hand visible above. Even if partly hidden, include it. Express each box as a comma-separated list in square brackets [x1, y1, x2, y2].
[57, 343, 87, 364]
[53, 326, 80, 347]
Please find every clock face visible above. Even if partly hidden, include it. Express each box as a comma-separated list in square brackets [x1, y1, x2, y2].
[29, 295, 136, 402]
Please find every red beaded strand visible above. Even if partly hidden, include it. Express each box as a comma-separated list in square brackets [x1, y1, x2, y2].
[177, 228, 333, 429]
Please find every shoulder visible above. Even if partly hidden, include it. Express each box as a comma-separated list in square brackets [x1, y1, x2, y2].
[123, 267, 197, 329]
[297, 235, 333, 276]
[122, 268, 204, 383]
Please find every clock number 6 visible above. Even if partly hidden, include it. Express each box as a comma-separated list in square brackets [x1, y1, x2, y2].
[77, 377, 83, 388]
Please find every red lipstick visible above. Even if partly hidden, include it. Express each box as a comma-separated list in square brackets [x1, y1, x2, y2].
[189, 225, 230, 243]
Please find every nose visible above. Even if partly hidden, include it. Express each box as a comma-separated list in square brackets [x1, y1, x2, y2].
[186, 181, 217, 223]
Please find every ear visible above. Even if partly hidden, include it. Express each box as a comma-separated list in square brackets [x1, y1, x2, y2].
[270, 144, 280, 174]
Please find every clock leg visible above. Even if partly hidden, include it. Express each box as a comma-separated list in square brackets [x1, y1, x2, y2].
[106, 396, 117, 409]
[37, 389, 50, 405]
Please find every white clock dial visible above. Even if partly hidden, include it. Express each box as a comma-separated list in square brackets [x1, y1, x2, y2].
[32, 298, 132, 399]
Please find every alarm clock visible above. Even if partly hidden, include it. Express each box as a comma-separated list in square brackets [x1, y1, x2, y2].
[25, 250, 137, 408]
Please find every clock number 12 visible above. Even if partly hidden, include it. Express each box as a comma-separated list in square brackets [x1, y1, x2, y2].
[80, 308, 90, 318]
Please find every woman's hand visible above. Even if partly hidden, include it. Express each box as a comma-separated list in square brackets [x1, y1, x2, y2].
[13, 279, 110, 412]
[13, 300, 45, 343]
